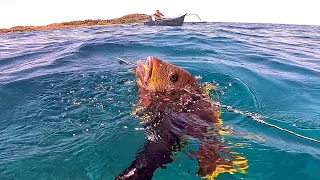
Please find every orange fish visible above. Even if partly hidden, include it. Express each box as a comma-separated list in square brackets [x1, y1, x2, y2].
[115, 56, 248, 180]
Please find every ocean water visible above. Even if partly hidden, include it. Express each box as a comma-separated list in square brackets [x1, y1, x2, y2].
[0, 23, 320, 180]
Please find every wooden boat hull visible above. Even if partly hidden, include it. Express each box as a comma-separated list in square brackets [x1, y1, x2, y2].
[143, 13, 187, 26]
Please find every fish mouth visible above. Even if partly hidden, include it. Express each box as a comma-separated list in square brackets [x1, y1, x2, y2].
[137, 56, 154, 88]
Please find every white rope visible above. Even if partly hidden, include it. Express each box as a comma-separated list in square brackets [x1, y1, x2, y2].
[216, 103, 320, 144]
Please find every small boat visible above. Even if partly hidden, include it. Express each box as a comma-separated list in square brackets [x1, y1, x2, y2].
[143, 13, 187, 26]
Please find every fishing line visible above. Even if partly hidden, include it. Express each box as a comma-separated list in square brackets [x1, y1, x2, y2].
[214, 103, 320, 144]
[116, 57, 320, 144]
[185, 14, 202, 22]
[117, 57, 137, 67]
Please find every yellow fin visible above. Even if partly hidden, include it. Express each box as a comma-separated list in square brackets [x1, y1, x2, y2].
[201, 155, 249, 180]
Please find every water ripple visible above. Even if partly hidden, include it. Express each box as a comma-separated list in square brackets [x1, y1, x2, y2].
[0, 23, 320, 180]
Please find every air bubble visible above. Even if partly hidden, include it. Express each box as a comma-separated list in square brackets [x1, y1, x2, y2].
[195, 75, 202, 79]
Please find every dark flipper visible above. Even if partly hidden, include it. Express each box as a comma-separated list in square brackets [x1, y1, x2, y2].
[115, 109, 185, 180]
[115, 138, 175, 180]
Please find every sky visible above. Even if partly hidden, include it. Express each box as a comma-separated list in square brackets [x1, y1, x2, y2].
[0, 0, 319, 28]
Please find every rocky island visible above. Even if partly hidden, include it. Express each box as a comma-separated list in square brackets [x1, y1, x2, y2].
[0, 14, 150, 34]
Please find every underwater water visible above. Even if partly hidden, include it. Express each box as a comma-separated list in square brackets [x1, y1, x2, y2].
[0, 23, 320, 180]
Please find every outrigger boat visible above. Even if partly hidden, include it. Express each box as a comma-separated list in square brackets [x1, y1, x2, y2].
[143, 13, 187, 26]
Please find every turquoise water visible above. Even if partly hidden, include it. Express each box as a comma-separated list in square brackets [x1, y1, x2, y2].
[0, 23, 320, 180]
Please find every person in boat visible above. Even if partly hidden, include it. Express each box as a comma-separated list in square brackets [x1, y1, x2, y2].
[153, 10, 164, 20]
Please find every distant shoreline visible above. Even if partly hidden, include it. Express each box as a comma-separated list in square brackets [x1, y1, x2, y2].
[0, 14, 150, 34]
[1, 15, 318, 35]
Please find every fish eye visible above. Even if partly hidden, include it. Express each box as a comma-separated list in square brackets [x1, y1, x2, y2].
[170, 73, 178, 82]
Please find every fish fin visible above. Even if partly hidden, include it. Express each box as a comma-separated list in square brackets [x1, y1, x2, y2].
[200, 155, 249, 180]
[185, 116, 248, 180]
[128, 69, 136, 74]
[190, 139, 248, 180]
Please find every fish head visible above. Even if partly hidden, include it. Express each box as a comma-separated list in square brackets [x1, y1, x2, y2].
[136, 56, 197, 92]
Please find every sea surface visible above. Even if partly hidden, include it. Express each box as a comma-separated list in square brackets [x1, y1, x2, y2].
[0, 23, 320, 180]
